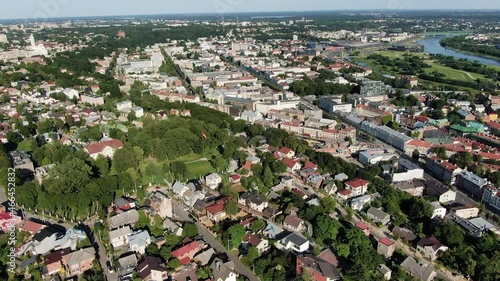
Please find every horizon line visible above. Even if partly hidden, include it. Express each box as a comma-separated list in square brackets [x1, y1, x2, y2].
[1, 8, 500, 22]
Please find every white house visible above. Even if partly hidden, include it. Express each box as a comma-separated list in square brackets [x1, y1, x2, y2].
[109, 226, 132, 249]
[279, 233, 310, 253]
[116, 100, 133, 111]
[430, 201, 446, 219]
[205, 173, 222, 190]
[63, 88, 79, 100]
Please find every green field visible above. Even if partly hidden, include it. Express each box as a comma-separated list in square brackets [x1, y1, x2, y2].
[353, 50, 496, 90]
[186, 160, 216, 179]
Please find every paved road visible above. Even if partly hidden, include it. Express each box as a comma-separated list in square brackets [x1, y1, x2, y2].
[172, 201, 260, 281]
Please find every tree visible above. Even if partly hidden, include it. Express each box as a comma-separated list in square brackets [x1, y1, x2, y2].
[7, 131, 23, 144]
[454, 151, 473, 169]
[127, 111, 137, 122]
[246, 246, 259, 263]
[224, 199, 239, 216]
[227, 224, 246, 250]
[412, 149, 420, 161]
[169, 161, 187, 179]
[262, 166, 274, 188]
[250, 219, 266, 233]
[167, 258, 181, 270]
[313, 214, 341, 243]
[435, 147, 448, 159]
[182, 223, 198, 238]
[45, 156, 92, 194]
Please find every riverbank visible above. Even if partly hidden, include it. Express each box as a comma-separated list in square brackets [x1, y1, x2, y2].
[417, 36, 500, 67]
[438, 44, 500, 66]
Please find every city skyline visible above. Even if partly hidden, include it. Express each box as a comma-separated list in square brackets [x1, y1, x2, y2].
[0, 0, 499, 20]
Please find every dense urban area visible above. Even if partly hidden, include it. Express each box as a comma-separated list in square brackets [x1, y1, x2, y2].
[0, 8, 499, 281]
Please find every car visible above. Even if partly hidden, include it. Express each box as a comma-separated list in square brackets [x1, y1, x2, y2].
[201, 235, 207, 242]
[106, 261, 114, 273]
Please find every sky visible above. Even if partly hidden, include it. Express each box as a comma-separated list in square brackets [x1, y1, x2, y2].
[0, 0, 498, 20]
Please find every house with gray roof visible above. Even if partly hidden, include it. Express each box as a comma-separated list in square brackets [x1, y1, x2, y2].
[401, 257, 436, 281]
[367, 207, 391, 225]
[129, 230, 151, 254]
[109, 226, 132, 249]
[194, 247, 215, 266]
[115, 253, 138, 273]
[279, 233, 310, 253]
[210, 257, 238, 281]
[108, 209, 139, 229]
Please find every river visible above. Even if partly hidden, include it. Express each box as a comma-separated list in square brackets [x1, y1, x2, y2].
[417, 36, 500, 67]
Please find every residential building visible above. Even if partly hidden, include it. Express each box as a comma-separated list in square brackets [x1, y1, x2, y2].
[283, 214, 306, 232]
[172, 181, 189, 197]
[210, 257, 238, 281]
[21, 221, 46, 236]
[114, 254, 137, 273]
[144, 191, 173, 219]
[279, 147, 295, 158]
[401, 257, 436, 281]
[367, 207, 391, 225]
[108, 209, 139, 229]
[425, 157, 462, 184]
[242, 233, 270, 254]
[344, 178, 369, 197]
[62, 248, 96, 276]
[430, 202, 446, 219]
[358, 149, 398, 165]
[109, 226, 132, 249]
[392, 159, 424, 183]
[355, 221, 370, 236]
[455, 171, 488, 199]
[137, 256, 168, 281]
[9, 150, 35, 173]
[171, 241, 202, 265]
[377, 237, 396, 258]
[42, 248, 71, 276]
[194, 248, 215, 266]
[392, 226, 417, 243]
[238, 192, 269, 213]
[129, 230, 151, 254]
[378, 264, 392, 280]
[394, 179, 425, 197]
[205, 173, 222, 190]
[373, 125, 412, 151]
[279, 233, 310, 253]
[80, 94, 104, 106]
[84, 139, 124, 160]
[405, 139, 432, 156]
[424, 180, 456, 204]
[296, 254, 341, 281]
[481, 185, 500, 212]
[206, 199, 228, 222]
[282, 158, 302, 173]
[417, 236, 448, 261]
[451, 205, 480, 219]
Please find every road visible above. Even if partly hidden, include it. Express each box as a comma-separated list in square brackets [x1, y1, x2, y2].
[172, 201, 260, 281]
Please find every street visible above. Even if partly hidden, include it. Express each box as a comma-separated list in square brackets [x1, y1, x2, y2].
[172, 201, 260, 281]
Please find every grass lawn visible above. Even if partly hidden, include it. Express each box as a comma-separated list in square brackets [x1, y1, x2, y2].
[185, 160, 216, 179]
[353, 50, 493, 91]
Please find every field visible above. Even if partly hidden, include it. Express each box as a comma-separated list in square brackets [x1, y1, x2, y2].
[185, 160, 216, 179]
[353, 50, 495, 88]
[138, 150, 220, 185]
